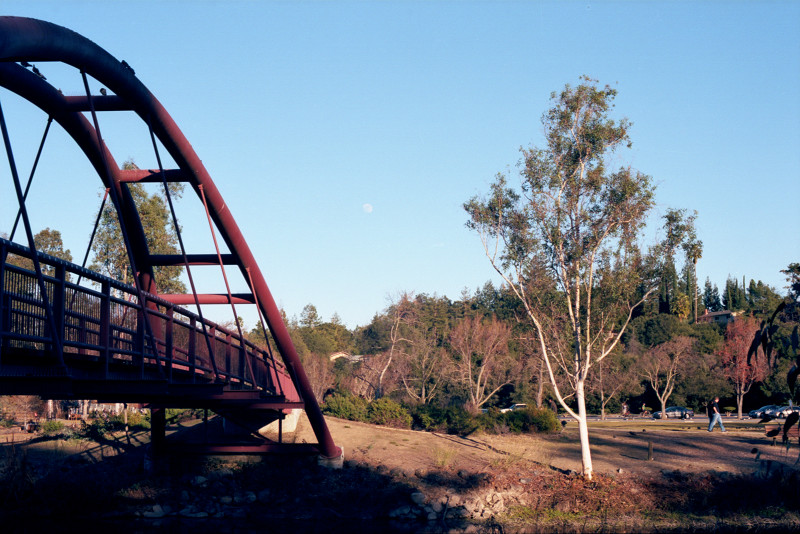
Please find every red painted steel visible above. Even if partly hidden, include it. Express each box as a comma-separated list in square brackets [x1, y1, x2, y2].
[0, 16, 340, 458]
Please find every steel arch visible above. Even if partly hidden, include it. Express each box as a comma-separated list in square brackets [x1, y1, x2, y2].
[0, 16, 340, 459]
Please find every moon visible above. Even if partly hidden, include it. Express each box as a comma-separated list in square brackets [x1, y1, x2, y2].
[362, 203, 373, 214]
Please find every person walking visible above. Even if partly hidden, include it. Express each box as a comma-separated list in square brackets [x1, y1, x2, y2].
[708, 397, 727, 432]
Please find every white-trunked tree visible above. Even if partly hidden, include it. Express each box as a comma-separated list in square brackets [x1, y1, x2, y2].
[465, 77, 691, 479]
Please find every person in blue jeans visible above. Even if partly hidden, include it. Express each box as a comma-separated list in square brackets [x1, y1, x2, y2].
[708, 397, 726, 432]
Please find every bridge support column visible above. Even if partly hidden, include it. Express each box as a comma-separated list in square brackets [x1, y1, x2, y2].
[151, 406, 166, 455]
[318, 446, 344, 469]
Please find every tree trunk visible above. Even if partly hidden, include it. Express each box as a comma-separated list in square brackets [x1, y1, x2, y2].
[599, 361, 606, 421]
[693, 261, 699, 323]
[536, 358, 544, 408]
[736, 393, 744, 420]
[575, 382, 593, 480]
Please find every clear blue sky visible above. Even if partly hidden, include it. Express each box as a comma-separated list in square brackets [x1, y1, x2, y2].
[1, 1, 798, 330]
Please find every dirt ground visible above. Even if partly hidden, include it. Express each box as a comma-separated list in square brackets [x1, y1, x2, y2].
[292, 414, 799, 478]
[3, 413, 800, 532]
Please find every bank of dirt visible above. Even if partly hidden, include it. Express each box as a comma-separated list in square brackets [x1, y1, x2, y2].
[1, 414, 799, 532]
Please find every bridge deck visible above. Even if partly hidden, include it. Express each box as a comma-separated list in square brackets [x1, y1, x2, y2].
[1, 237, 303, 415]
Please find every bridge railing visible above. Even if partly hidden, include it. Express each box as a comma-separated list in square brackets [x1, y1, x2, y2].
[0, 237, 298, 401]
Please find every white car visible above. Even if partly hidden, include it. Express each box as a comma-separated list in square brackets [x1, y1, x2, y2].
[500, 403, 528, 413]
[766, 405, 798, 419]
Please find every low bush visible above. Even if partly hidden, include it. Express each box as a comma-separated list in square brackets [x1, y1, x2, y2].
[322, 391, 369, 422]
[40, 420, 65, 436]
[367, 398, 412, 428]
[502, 406, 559, 434]
[408, 404, 479, 435]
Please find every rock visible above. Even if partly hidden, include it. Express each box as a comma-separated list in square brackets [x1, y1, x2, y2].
[389, 505, 412, 518]
[448, 494, 461, 506]
[376, 464, 390, 475]
[257, 489, 271, 502]
[390, 468, 405, 478]
[192, 475, 208, 487]
[519, 478, 531, 484]
[211, 468, 234, 479]
[180, 490, 190, 502]
[414, 468, 426, 478]
[410, 492, 426, 505]
[617, 468, 623, 474]
[220, 496, 233, 504]
[427, 511, 438, 521]
[142, 504, 166, 518]
[432, 502, 444, 513]
[245, 491, 257, 503]
[464, 525, 480, 533]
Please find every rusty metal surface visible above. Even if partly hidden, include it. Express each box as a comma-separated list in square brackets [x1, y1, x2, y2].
[0, 16, 340, 458]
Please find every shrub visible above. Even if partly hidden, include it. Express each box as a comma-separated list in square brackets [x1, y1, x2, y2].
[40, 420, 65, 436]
[322, 392, 369, 422]
[502, 407, 559, 434]
[408, 404, 446, 431]
[442, 406, 479, 436]
[407, 405, 479, 435]
[412, 409, 437, 431]
[126, 411, 151, 430]
[367, 398, 412, 428]
[165, 408, 201, 423]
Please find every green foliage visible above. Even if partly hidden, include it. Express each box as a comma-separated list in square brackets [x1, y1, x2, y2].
[126, 412, 151, 430]
[703, 278, 723, 312]
[90, 160, 186, 293]
[502, 407, 560, 434]
[408, 404, 479, 435]
[687, 321, 723, 354]
[40, 420, 65, 435]
[634, 314, 685, 347]
[78, 411, 152, 441]
[322, 391, 369, 422]
[782, 263, 800, 301]
[366, 397, 412, 428]
[165, 408, 198, 424]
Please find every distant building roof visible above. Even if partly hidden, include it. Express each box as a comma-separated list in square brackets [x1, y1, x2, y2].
[329, 352, 365, 362]
[698, 310, 739, 324]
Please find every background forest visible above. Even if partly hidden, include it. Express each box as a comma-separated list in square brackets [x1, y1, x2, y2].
[250, 261, 800, 422]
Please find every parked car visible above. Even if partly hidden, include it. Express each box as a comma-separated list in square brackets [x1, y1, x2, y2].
[749, 405, 780, 418]
[764, 405, 797, 419]
[652, 406, 694, 420]
[500, 403, 527, 413]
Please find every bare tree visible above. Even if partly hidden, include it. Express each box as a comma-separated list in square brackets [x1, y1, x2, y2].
[587, 350, 637, 420]
[640, 336, 694, 416]
[374, 292, 415, 398]
[449, 315, 515, 411]
[302, 354, 334, 403]
[397, 329, 448, 405]
[720, 318, 769, 419]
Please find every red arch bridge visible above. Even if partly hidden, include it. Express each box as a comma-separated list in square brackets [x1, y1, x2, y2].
[0, 17, 341, 461]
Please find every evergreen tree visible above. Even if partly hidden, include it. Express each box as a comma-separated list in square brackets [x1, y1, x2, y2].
[702, 278, 722, 312]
